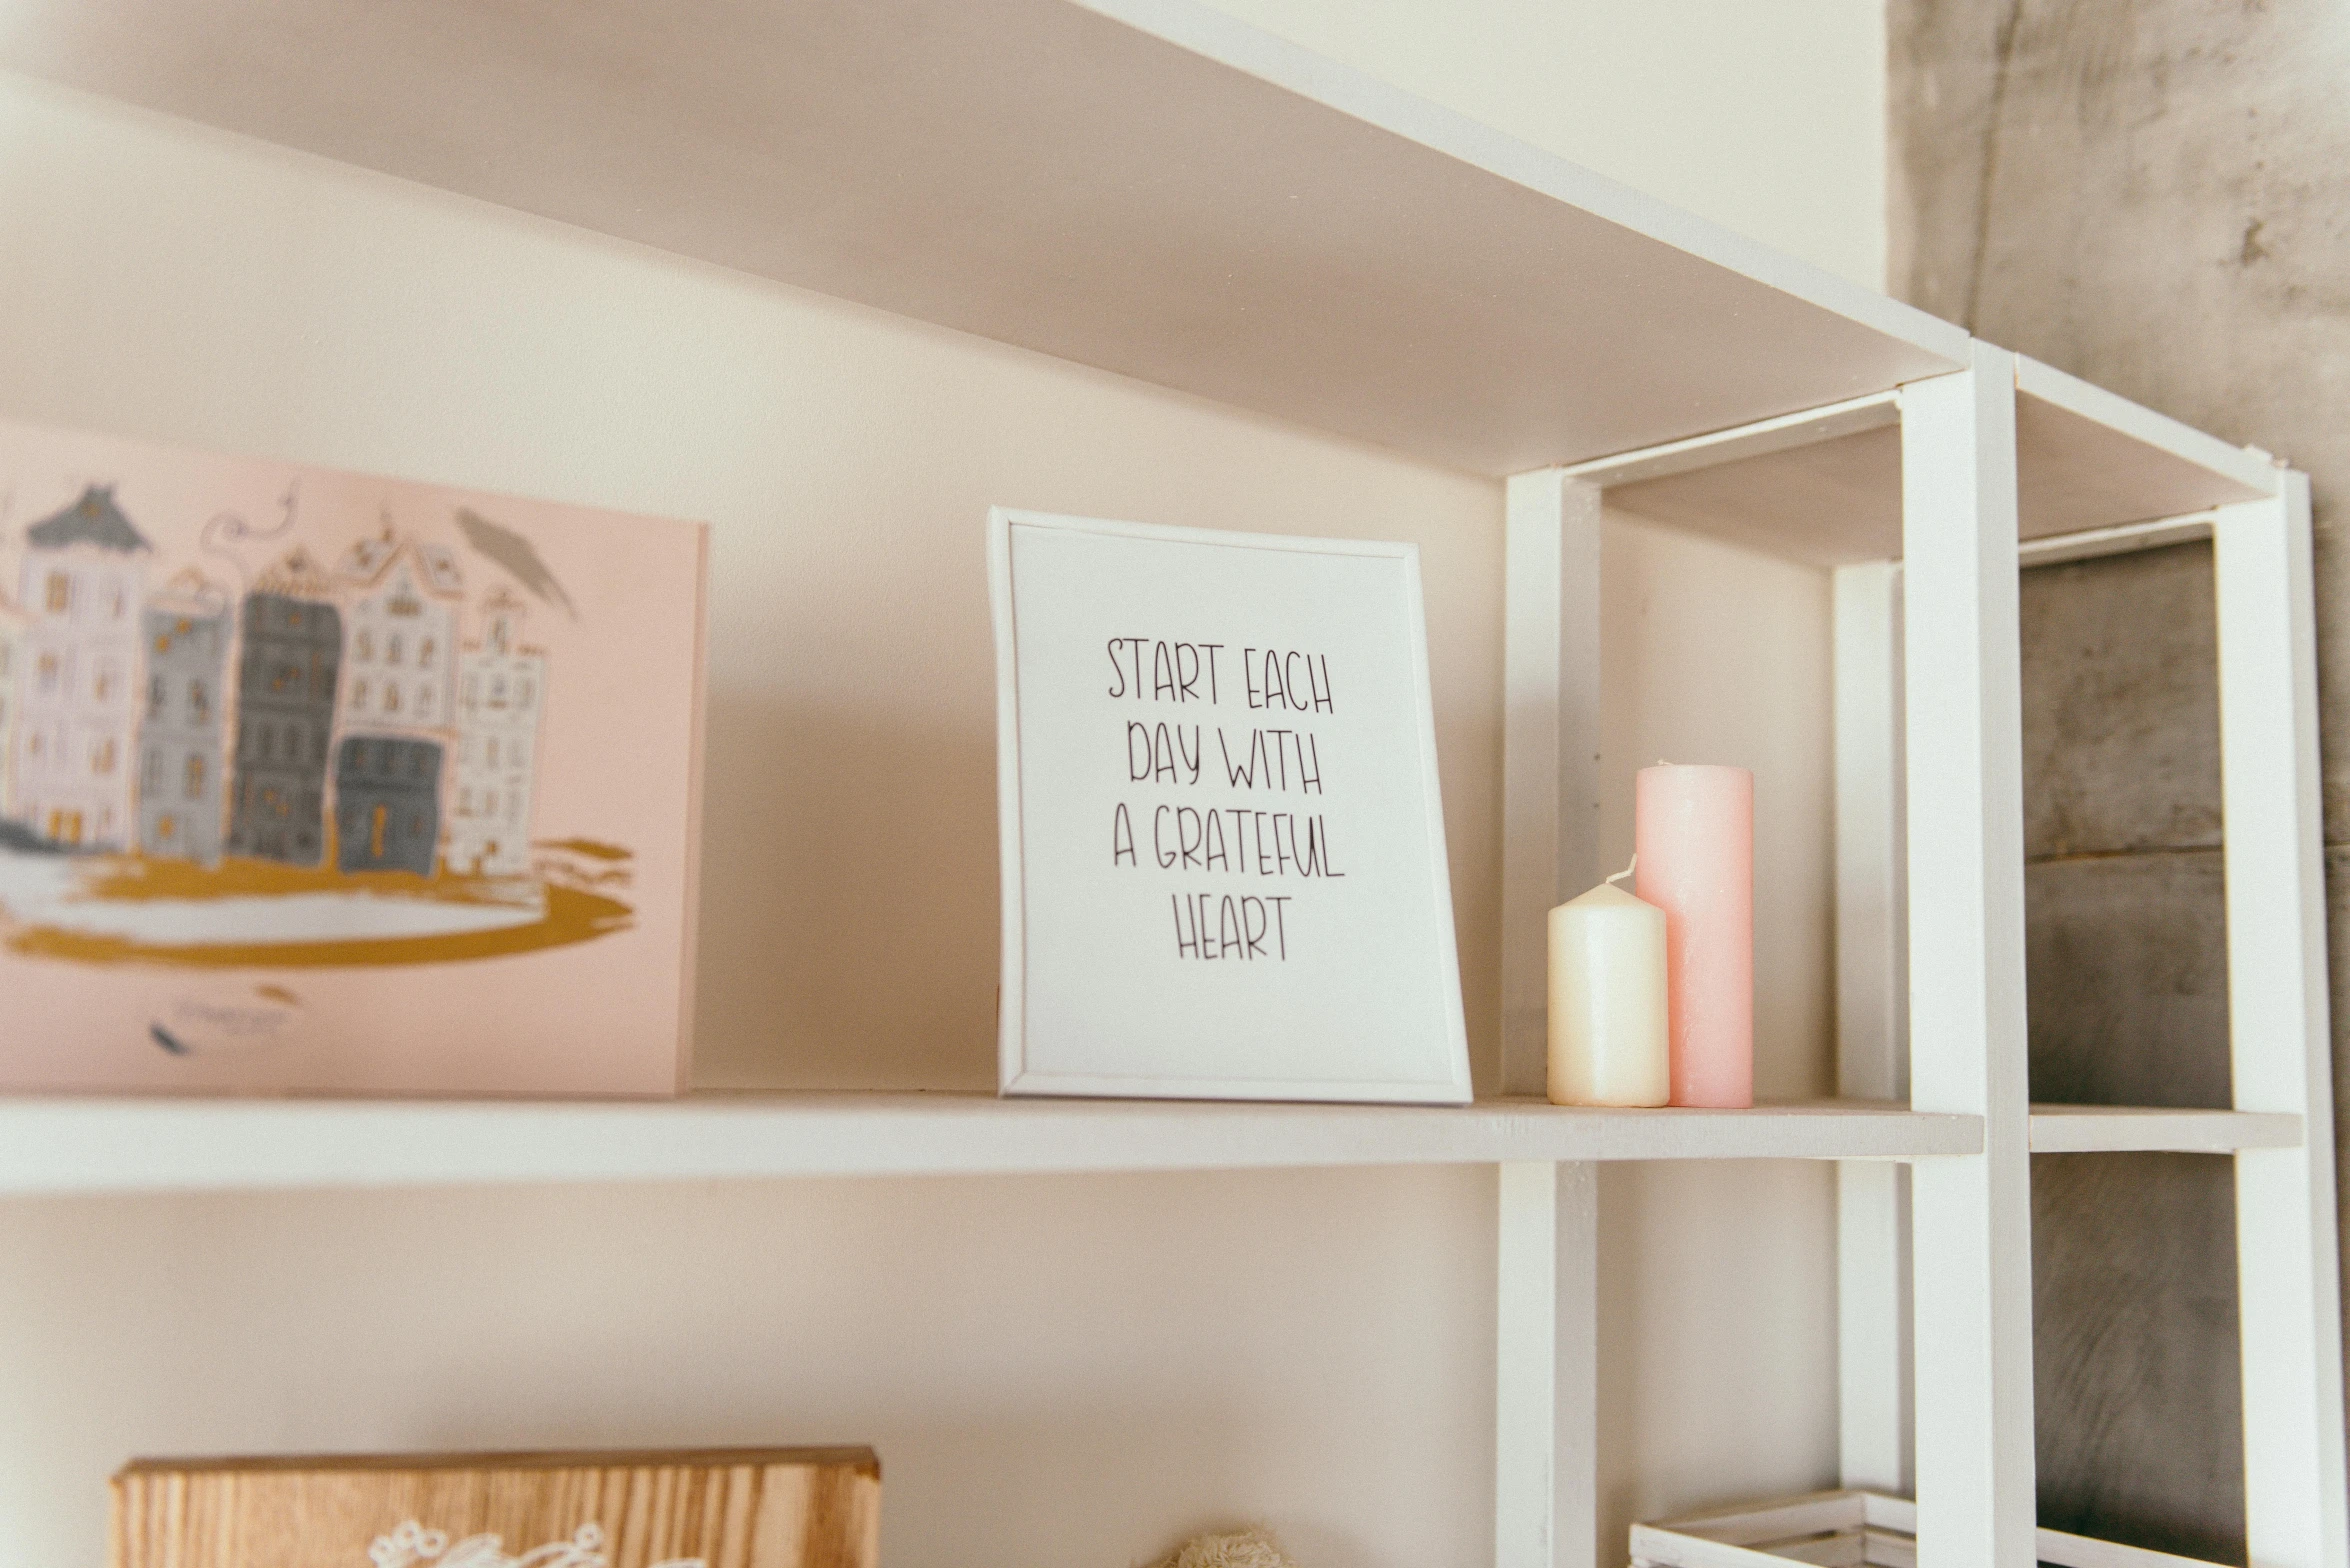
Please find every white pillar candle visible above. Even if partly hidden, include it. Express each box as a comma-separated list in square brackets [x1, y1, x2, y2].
[1546, 865, 1670, 1107]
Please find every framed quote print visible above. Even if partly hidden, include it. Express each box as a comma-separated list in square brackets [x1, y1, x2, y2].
[988, 508, 1471, 1103]
[0, 414, 706, 1097]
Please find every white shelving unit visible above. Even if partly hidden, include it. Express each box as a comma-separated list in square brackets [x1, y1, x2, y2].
[0, 1, 2341, 1565]
[1536, 348, 2349, 1567]
[1548, 346, 2350, 1556]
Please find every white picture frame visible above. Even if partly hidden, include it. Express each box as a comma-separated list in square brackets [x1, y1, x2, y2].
[989, 507, 1472, 1103]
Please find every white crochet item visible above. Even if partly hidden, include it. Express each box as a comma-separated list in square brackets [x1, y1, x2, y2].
[1149, 1529, 1299, 1568]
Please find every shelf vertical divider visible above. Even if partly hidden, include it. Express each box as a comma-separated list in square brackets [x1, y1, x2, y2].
[2213, 471, 2350, 1568]
[1833, 558, 1912, 1497]
[1898, 344, 2036, 1567]
[1497, 468, 1602, 1568]
[1497, 1159, 1598, 1568]
[1501, 468, 1604, 1095]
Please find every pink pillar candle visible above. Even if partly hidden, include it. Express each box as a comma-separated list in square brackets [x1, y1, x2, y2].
[1634, 763, 1754, 1108]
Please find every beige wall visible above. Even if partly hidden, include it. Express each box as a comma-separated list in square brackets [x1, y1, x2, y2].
[0, 6, 1866, 1557]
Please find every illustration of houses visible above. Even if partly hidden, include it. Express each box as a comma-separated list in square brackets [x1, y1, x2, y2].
[226, 547, 342, 866]
[0, 589, 23, 824]
[138, 569, 232, 866]
[11, 484, 151, 848]
[449, 585, 548, 877]
[332, 525, 462, 874]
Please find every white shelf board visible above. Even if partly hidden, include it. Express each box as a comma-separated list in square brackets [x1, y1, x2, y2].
[2028, 1104, 2302, 1155]
[0, 1093, 1981, 1196]
[1598, 354, 2276, 566]
[2013, 354, 2279, 502]
[0, 0, 1963, 478]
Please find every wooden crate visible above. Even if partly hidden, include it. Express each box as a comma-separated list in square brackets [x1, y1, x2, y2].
[1631, 1489, 2228, 1568]
[112, 1447, 879, 1568]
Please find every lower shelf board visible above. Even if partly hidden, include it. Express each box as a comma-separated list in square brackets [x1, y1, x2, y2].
[2027, 1103, 2302, 1154]
[0, 1091, 1982, 1194]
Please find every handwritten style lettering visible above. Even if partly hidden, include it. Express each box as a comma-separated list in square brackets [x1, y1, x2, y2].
[1242, 648, 1334, 714]
[1171, 892, 1293, 961]
[1097, 632, 1347, 964]
[1106, 638, 1225, 703]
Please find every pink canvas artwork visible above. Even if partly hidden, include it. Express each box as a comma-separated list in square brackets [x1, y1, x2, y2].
[0, 416, 707, 1095]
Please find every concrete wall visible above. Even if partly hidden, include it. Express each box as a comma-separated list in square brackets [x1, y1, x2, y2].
[2019, 542, 2243, 1561]
[1894, 2, 2350, 1557]
[0, 2, 1886, 1558]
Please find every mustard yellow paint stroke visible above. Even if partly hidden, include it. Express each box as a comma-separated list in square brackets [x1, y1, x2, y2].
[6, 885, 634, 970]
[535, 837, 633, 862]
[70, 854, 595, 909]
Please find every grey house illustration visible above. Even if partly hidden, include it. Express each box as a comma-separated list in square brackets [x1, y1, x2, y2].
[11, 484, 151, 849]
[226, 547, 342, 867]
[335, 734, 442, 876]
[137, 569, 232, 866]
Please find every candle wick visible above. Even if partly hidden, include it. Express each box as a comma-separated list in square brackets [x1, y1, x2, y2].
[1605, 854, 1637, 887]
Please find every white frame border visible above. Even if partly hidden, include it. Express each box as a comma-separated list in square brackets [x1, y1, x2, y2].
[988, 506, 1473, 1104]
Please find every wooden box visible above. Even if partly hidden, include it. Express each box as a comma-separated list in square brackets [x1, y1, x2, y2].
[1631, 1489, 2225, 1568]
[112, 1448, 879, 1568]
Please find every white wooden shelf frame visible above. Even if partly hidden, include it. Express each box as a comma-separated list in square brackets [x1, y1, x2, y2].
[0, 1, 2341, 1562]
[1509, 348, 2350, 1567]
[2213, 464, 2350, 1568]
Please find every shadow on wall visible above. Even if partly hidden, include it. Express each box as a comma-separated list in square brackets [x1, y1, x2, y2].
[684, 676, 1508, 1096]
[691, 690, 1002, 1090]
